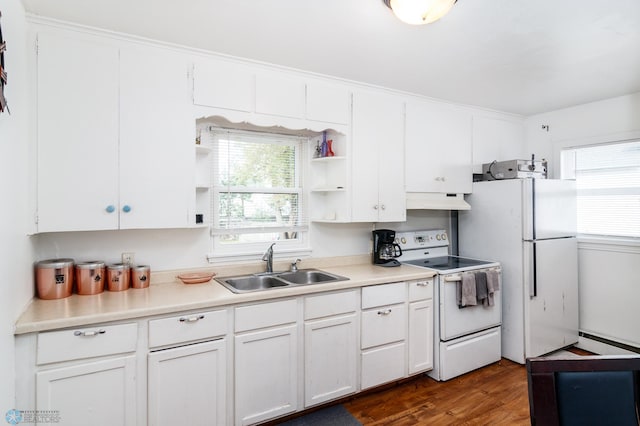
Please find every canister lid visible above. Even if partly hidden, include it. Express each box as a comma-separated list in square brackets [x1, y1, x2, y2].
[35, 258, 74, 268]
[131, 264, 150, 272]
[75, 261, 105, 269]
[107, 262, 131, 270]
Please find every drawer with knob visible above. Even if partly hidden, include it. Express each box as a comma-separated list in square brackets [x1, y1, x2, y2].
[37, 322, 138, 365]
[148, 309, 227, 348]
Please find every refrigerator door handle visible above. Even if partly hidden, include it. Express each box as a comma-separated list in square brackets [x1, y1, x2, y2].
[530, 241, 538, 298]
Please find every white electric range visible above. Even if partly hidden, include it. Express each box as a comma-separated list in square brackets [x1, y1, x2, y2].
[396, 229, 502, 381]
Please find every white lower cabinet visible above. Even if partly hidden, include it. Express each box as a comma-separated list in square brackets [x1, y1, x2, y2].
[147, 309, 228, 426]
[234, 300, 299, 425]
[32, 323, 139, 426]
[408, 279, 434, 374]
[36, 355, 137, 426]
[17, 277, 436, 426]
[360, 282, 408, 390]
[148, 339, 226, 426]
[408, 299, 434, 374]
[304, 290, 358, 407]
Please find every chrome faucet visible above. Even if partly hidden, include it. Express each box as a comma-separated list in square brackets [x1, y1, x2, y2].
[290, 259, 301, 272]
[262, 243, 276, 273]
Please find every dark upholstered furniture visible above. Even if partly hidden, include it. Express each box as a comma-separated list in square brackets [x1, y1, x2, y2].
[526, 355, 640, 426]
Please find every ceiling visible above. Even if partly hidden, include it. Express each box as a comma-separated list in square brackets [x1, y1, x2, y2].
[22, 0, 640, 116]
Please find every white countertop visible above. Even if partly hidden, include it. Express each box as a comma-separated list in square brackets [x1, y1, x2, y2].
[15, 257, 435, 334]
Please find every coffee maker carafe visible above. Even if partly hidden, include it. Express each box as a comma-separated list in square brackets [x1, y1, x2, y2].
[372, 229, 402, 267]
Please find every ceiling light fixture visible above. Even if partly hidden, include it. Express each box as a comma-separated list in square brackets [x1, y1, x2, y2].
[383, 0, 457, 25]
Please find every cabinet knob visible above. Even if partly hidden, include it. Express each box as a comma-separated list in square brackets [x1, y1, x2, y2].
[122, 205, 132, 213]
[105, 205, 116, 213]
[381, 204, 386, 210]
[373, 205, 379, 210]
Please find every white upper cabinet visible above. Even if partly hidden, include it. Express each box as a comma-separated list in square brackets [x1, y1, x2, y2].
[351, 90, 406, 222]
[405, 99, 473, 194]
[119, 46, 193, 229]
[306, 80, 351, 125]
[193, 58, 254, 112]
[35, 29, 194, 232]
[255, 70, 306, 119]
[36, 31, 120, 232]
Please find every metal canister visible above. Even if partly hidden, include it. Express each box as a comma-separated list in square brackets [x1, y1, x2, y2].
[131, 265, 150, 289]
[75, 261, 106, 295]
[35, 258, 74, 300]
[106, 263, 130, 292]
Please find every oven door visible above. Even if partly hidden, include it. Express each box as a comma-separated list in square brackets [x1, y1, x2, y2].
[439, 268, 502, 341]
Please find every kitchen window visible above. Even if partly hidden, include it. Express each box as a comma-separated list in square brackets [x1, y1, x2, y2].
[207, 129, 309, 258]
[561, 139, 640, 239]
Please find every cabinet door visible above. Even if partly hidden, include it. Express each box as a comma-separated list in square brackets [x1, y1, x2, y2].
[36, 31, 119, 232]
[255, 71, 306, 119]
[405, 100, 472, 194]
[148, 339, 227, 426]
[36, 356, 136, 426]
[119, 46, 193, 229]
[235, 325, 298, 425]
[352, 91, 405, 222]
[408, 299, 434, 374]
[193, 58, 254, 112]
[304, 313, 357, 407]
[306, 80, 351, 124]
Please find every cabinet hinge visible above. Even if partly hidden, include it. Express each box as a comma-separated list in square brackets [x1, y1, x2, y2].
[35, 38, 39, 55]
[34, 212, 39, 224]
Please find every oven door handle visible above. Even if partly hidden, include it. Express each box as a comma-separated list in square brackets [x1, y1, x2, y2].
[444, 268, 501, 283]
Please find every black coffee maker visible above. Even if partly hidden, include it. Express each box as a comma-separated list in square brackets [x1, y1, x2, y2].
[372, 229, 402, 267]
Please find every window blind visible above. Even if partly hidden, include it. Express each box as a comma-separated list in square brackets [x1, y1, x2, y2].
[210, 129, 307, 242]
[562, 140, 640, 238]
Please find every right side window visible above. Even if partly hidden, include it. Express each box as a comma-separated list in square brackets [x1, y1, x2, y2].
[561, 140, 640, 238]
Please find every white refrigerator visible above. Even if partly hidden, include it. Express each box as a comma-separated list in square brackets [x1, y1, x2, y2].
[459, 179, 578, 364]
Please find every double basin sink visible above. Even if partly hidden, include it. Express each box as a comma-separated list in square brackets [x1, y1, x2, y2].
[216, 269, 349, 293]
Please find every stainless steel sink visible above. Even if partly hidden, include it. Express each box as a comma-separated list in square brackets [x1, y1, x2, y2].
[276, 270, 342, 285]
[216, 269, 348, 293]
[223, 275, 289, 292]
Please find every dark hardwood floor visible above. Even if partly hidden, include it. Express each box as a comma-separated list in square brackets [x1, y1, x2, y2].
[344, 358, 529, 425]
[343, 348, 591, 425]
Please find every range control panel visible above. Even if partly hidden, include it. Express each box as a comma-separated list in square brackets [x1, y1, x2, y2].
[395, 229, 449, 250]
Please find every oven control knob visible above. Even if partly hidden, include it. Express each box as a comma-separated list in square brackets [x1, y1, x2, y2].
[441, 233, 447, 240]
[436, 234, 441, 241]
[401, 237, 406, 244]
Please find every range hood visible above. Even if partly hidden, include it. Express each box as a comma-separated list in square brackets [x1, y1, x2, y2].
[406, 193, 471, 210]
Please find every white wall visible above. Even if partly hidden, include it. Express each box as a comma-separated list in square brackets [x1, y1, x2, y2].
[525, 92, 640, 350]
[472, 112, 526, 174]
[0, 0, 34, 413]
[33, 212, 451, 271]
[525, 92, 640, 178]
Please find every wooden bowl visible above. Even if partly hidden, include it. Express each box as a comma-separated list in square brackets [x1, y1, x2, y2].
[177, 272, 216, 284]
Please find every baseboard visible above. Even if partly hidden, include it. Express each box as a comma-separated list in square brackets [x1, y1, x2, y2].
[577, 333, 640, 355]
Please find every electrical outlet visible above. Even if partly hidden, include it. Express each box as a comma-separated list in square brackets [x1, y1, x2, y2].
[121, 252, 135, 265]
